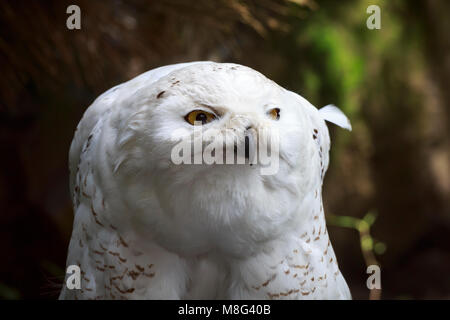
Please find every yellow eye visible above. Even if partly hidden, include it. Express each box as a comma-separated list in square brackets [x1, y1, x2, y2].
[268, 108, 280, 120]
[185, 110, 216, 125]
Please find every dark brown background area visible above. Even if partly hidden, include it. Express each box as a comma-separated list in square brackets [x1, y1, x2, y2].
[0, 0, 448, 299]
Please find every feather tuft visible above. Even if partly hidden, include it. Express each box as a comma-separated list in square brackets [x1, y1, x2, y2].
[319, 105, 352, 131]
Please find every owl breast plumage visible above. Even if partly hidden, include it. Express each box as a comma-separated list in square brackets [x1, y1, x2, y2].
[59, 61, 352, 300]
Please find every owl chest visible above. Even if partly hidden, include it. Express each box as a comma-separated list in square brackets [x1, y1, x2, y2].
[223, 225, 343, 300]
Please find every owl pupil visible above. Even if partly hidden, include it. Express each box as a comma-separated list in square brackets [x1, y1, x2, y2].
[274, 108, 280, 120]
[196, 113, 208, 124]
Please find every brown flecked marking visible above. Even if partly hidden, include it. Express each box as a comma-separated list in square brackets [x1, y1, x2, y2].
[99, 243, 107, 251]
[311, 277, 315, 281]
[96, 266, 106, 272]
[148, 264, 154, 269]
[135, 264, 144, 272]
[329, 257, 333, 263]
[118, 256, 127, 263]
[119, 235, 129, 248]
[300, 280, 306, 286]
[314, 236, 320, 241]
[306, 238, 311, 243]
[110, 224, 118, 230]
[284, 270, 290, 275]
[293, 263, 309, 269]
[85, 288, 93, 292]
[293, 249, 298, 254]
[79, 239, 84, 248]
[91, 204, 97, 216]
[314, 129, 318, 134]
[108, 250, 120, 257]
[94, 216, 104, 227]
[113, 284, 135, 294]
[111, 268, 128, 281]
[157, 91, 165, 99]
[93, 250, 104, 256]
[301, 291, 310, 296]
[300, 232, 307, 238]
[143, 272, 155, 278]
[314, 215, 319, 220]
[90, 204, 104, 227]
[128, 270, 140, 280]
[280, 289, 299, 297]
[261, 278, 271, 287]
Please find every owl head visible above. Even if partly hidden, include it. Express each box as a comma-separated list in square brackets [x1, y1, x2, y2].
[108, 62, 350, 257]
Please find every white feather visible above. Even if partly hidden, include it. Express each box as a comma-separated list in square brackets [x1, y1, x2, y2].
[319, 104, 352, 131]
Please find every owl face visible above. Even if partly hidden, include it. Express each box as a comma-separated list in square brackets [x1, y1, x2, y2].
[115, 63, 322, 257]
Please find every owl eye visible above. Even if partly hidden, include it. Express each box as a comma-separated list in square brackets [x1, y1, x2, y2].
[185, 110, 216, 125]
[268, 108, 280, 120]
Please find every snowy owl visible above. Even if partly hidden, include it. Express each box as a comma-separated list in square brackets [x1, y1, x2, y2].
[60, 61, 352, 300]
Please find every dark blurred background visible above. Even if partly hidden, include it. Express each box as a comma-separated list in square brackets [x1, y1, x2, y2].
[0, 0, 448, 299]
